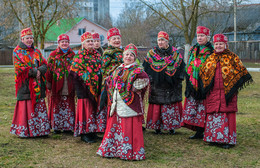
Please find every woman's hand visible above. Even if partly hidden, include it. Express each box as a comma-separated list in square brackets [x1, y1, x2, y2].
[47, 82, 52, 90]
[36, 70, 41, 80]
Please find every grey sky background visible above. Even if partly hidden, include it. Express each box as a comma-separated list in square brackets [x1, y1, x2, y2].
[110, 0, 260, 21]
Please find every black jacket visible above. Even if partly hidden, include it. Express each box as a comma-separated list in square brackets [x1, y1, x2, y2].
[143, 46, 185, 104]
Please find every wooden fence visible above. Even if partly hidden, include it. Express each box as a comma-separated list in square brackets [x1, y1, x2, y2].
[0, 47, 13, 65]
[228, 41, 260, 62]
[138, 41, 260, 63]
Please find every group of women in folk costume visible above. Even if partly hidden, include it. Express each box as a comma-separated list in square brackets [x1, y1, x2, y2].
[10, 25, 252, 161]
[182, 26, 252, 149]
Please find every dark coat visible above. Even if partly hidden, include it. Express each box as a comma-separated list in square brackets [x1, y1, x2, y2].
[143, 46, 185, 105]
[149, 76, 184, 104]
[96, 47, 104, 56]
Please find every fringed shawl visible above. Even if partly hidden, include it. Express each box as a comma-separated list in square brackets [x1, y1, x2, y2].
[101, 45, 123, 83]
[107, 63, 146, 105]
[185, 42, 214, 99]
[70, 48, 102, 101]
[144, 46, 183, 76]
[47, 47, 75, 81]
[13, 42, 47, 111]
[100, 45, 123, 109]
[199, 49, 253, 103]
[47, 47, 75, 94]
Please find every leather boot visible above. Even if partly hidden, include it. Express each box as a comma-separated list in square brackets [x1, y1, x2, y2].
[92, 133, 102, 141]
[63, 130, 73, 134]
[155, 129, 162, 134]
[169, 129, 175, 135]
[189, 127, 204, 139]
[53, 130, 61, 134]
[81, 134, 96, 143]
[221, 144, 233, 149]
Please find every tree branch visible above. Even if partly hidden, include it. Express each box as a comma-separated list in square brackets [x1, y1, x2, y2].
[160, 0, 184, 27]
[139, 0, 182, 30]
[4, 0, 25, 27]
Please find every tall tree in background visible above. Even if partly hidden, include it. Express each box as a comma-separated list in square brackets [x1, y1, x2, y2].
[139, 0, 240, 62]
[140, 0, 201, 45]
[2, 0, 77, 49]
[96, 14, 113, 30]
[116, 3, 154, 46]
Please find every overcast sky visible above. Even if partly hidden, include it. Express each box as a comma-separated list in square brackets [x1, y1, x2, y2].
[109, 0, 260, 22]
[110, 0, 131, 22]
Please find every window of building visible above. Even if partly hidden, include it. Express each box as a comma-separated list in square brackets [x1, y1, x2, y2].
[78, 28, 86, 35]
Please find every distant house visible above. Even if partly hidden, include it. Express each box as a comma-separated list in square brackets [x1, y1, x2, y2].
[223, 4, 260, 41]
[43, 17, 108, 58]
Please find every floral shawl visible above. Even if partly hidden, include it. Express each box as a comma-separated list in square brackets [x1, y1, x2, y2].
[101, 45, 124, 83]
[199, 49, 253, 103]
[47, 47, 75, 81]
[70, 48, 101, 101]
[144, 46, 183, 76]
[99, 45, 123, 109]
[107, 63, 145, 106]
[185, 42, 214, 99]
[13, 43, 47, 109]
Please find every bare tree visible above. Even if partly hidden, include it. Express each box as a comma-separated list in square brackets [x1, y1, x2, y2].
[139, 0, 202, 45]
[2, 0, 77, 49]
[96, 14, 113, 30]
[116, 3, 152, 47]
[138, 0, 245, 62]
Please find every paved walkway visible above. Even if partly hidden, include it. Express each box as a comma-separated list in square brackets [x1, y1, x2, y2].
[246, 68, 260, 72]
[0, 65, 13, 68]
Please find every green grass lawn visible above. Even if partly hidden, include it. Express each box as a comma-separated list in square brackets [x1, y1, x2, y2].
[242, 62, 260, 68]
[0, 67, 259, 168]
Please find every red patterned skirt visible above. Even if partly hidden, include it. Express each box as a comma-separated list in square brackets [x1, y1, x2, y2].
[97, 113, 145, 160]
[146, 102, 183, 130]
[10, 99, 50, 137]
[182, 96, 206, 130]
[74, 98, 106, 136]
[48, 95, 75, 131]
[95, 102, 108, 133]
[204, 112, 236, 145]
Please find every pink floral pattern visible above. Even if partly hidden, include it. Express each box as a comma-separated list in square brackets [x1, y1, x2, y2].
[70, 48, 101, 101]
[47, 47, 75, 81]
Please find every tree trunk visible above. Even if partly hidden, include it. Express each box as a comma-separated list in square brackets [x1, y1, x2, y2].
[40, 35, 45, 50]
[184, 43, 191, 64]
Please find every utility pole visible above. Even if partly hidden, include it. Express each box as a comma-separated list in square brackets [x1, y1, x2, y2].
[234, 0, 237, 50]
